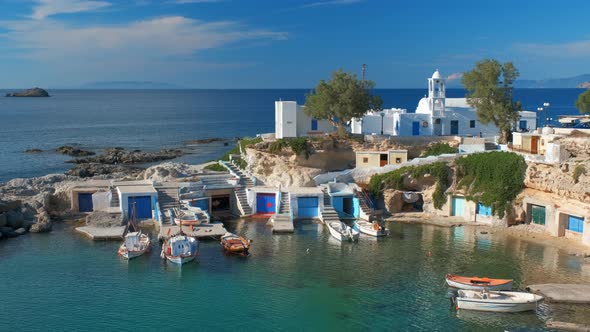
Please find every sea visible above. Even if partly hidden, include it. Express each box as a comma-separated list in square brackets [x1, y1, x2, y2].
[0, 88, 585, 183]
[1, 88, 589, 331]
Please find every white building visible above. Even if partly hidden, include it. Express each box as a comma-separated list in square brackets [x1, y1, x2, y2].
[275, 101, 336, 139]
[351, 70, 537, 137]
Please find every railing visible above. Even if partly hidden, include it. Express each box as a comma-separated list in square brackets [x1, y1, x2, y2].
[154, 201, 163, 224]
[356, 189, 375, 210]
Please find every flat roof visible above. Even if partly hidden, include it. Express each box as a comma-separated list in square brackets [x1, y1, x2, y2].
[117, 185, 157, 194]
[356, 149, 407, 154]
[287, 187, 323, 194]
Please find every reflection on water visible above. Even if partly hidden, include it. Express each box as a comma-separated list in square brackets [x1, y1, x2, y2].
[0, 220, 589, 330]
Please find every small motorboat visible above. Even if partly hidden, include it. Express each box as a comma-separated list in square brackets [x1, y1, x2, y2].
[451, 289, 544, 313]
[353, 220, 389, 237]
[446, 274, 513, 291]
[118, 231, 151, 259]
[220, 232, 252, 256]
[171, 206, 210, 226]
[161, 224, 199, 265]
[327, 221, 359, 242]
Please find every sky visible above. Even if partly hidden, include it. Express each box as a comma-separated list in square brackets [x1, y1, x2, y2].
[0, 0, 589, 88]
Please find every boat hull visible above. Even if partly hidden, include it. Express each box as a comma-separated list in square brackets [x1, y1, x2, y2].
[165, 255, 197, 265]
[353, 221, 388, 237]
[446, 274, 513, 291]
[447, 279, 512, 291]
[456, 291, 543, 313]
[119, 248, 149, 260]
[327, 222, 359, 242]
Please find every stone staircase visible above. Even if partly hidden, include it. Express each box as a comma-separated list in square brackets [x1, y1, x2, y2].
[110, 188, 120, 208]
[484, 142, 498, 150]
[155, 185, 180, 224]
[279, 192, 290, 214]
[223, 161, 254, 187]
[354, 190, 374, 221]
[235, 188, 253, 216]
[321, 188, 341, 225]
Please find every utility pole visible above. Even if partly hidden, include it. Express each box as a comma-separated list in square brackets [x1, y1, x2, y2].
[361, 64, 367, 82]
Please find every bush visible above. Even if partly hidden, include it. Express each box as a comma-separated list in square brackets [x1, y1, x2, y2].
[573, 164, 587, 184]
[204, 163, 227, 172]
[368, 162, 450, 210]
[268, 137, 311, 159]
[455, 151, 526, 218]
[421, 142, 458, 157]
[220, 137, 262, 161]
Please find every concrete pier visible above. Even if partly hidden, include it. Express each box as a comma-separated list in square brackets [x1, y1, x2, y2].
[158, 222, 227, 241]
[270, 214, 294, 233]
[75, 226, 126, 240]
[527, 284, 590, 303]
[546, 320, 590, 332]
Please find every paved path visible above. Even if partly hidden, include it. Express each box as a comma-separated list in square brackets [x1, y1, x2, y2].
[159, 222, 227, 240]
[75, 226, 126, 240]
[527, 284, 590, 303]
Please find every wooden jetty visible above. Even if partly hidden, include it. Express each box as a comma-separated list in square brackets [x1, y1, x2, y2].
[75, 226, 126, 240]
[527, 284, 590, 304]
[269, 214, 294, 233]
[158, 222, 227, 241]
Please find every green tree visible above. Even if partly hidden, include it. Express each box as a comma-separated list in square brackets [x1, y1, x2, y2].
[304, 69, 382, 136]
[575, 89, 590, 114]
[462, 59, 521, 143]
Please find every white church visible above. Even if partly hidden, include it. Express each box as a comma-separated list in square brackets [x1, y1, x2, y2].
[275, 70, 537, 139]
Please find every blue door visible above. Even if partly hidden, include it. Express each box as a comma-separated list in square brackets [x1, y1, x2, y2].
[568, 215, 584, 233]
[477, 203, 492, 216]
[451, 120, 459, 135]
[190, 198, 209, 212]
[519, 120, 527, 130]
[452, 197, 465, 217]
[78, 193, 93, 212]
[311, 119, 318, 131]
[412, 121, 420, 136]
[128, 196, 152, 219]
[298, 197, 319, 218]
[256, 193, 276, 214]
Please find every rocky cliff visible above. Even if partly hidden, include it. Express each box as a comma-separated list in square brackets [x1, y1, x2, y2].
[525, 161, 590, 204]
[244, 148, 324, 187]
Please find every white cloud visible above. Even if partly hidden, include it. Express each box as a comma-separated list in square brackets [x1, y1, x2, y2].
[515, 40, 590, 58]
[0, 16, 286, 62]
[30, 0, 111, 20]
[302, 0, 362, 8]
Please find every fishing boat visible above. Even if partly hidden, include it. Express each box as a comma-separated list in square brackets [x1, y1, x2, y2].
[451, 289, 544, 313]
[446, 274, 513, 291]
[327, 221, 359, 242]
[220, 232, 252, 256]
[352, 220, 389, 237]
[118, 202, 151, 259]
[118, 231, 151, 259]
[160, 224, 199, 265]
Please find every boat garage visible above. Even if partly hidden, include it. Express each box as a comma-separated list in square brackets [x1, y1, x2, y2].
[116, 182, 158, 221]
[70, 180, 113, 213]
[289, 187, 324, 219]
[451, 196, 465, 217]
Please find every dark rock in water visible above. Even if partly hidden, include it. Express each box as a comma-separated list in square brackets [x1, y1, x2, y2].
[0, 199, 22, 213]
[0, 226, 14, 237]
[6, 87, 50, 97]
[30, 221, 52, 233]
[66, 163, 143, 178]
[185, 138, 225, 144]
[25, 148, 43, 153]
[5, 211, 24, 228]
[0, 213, 6, 227]
[68, 148, 184, 165]
[56, 145, 95, 157]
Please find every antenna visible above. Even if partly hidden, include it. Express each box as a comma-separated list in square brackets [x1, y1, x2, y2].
[361, 64, 367, 82]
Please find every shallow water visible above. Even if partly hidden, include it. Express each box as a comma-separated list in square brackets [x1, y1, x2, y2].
[1, 220, 589, 331]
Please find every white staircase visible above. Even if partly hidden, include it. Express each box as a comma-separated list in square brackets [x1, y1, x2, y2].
[279, 192, 290, 214]
[354, 190, 375, 221]
[155, 185, 180, 224]
[321, 187, 341, 225]
[234, 188, 253, 216]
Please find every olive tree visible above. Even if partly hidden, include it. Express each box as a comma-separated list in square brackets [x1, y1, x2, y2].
[575, 89, 590, 114]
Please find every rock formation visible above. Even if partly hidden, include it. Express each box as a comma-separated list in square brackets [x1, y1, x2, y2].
[244, 148, 324, 187]
[68, 148, 184, 165]
[56, 145, 95, 157]
[6, 87, 50, 97]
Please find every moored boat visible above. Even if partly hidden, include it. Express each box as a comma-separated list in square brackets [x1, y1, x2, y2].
[220, 232, 252, 256]
[327, 221, 359, 242]
[446, 274, 513, 291]
[171, 206, 210, 226]
[451, 289, 543, 313]
[352, 220, 389, 237]
[118, 231, 151, 259]
[161, 224, 199, 265]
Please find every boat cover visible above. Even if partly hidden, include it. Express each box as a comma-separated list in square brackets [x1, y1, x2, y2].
[125, 232, 140, 248]
[170, 236, 196, 256]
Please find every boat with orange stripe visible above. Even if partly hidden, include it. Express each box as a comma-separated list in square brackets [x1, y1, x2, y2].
[446, 274, 513, 291]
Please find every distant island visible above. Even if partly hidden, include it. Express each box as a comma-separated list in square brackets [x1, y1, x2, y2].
[446, 73, 590, 88]
[6, 87, 50, 97]
[80, 81, 182, 89]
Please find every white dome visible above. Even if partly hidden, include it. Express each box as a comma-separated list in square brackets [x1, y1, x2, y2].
[432, 69, 442, 80]
[542, 126, 555, 135]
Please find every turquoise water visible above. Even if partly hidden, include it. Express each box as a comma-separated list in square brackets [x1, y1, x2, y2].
[2, 220, 590, 331]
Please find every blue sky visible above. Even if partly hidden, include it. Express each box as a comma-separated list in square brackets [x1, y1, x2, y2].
[0, 0, 589, 88]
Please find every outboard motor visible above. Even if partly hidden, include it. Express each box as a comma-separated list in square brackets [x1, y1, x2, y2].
[447, 289, 459, 308]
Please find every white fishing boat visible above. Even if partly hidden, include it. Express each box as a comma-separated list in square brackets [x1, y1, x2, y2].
[352, 220, 389, 237]
[118, 231, 151, 259]
[118, 202, 151, 260]
[451, 289, 544, 313]
[327, 221, 359, 242]
[161, 223, 199, 265]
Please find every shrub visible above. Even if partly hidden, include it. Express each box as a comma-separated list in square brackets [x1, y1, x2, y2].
[268, 138, 311, 159]
[220, 137, 262, 161]
[421, 142, 458, 157]
[204, 163, 227, 172]
[573, 164, 587, 184]
[455, 151, 526, 218]
[368, 162, 450, 210]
